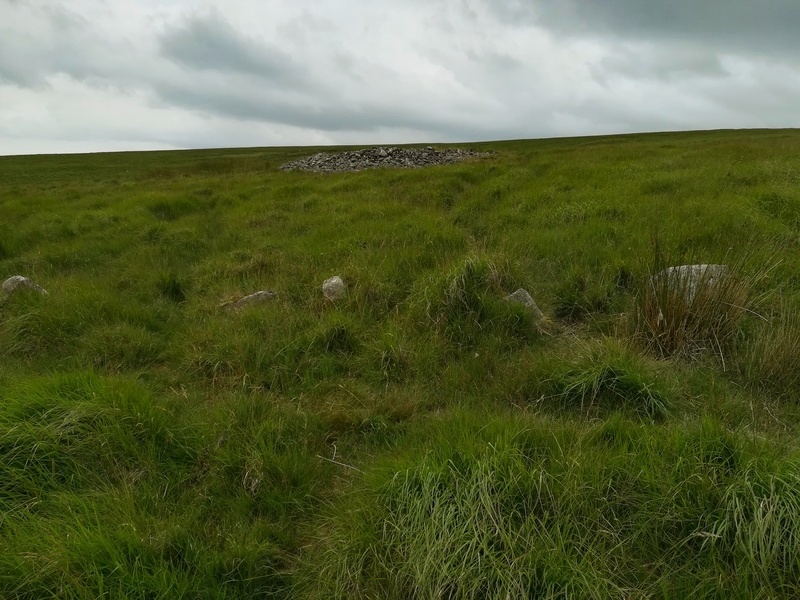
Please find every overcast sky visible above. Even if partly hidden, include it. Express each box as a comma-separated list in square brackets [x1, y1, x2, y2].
[1, 0, 799, 155]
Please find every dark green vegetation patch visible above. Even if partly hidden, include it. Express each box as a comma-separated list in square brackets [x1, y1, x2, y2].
[3, 131, 800, 598]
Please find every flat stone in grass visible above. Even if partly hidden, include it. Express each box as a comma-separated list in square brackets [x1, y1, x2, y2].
[2, 275, 48, 297]
[504, 288, 544, 320]
[323, 276, 347, 301]
[221, 290, 277, 311]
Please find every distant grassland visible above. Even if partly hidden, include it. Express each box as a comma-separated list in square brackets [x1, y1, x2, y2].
[3, 130, 800, 598]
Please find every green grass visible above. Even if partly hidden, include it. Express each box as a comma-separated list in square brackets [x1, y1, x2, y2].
[306, 413, 800, 599]
[3, 130, 800, 597]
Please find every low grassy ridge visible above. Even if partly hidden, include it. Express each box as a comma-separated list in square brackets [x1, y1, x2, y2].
[3, 130, 800, 597]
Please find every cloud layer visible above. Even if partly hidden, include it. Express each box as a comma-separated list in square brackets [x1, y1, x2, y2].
[1, 0, 798, 155]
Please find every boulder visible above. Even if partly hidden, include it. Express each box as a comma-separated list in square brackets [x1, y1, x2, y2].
[504, 288, 544, 320]
[653, 264, 727, 302]
[2, 275, 48, 297]
[323, 276, 347, 301]
[221, 290, 277, 311]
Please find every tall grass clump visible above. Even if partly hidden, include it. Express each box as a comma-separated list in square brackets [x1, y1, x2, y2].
[736, 302, 800, 398]
[0, 237, 15, 260]
[633, 246, 760, 363]
[305, 413, 800, 599]
[707, 464, 800, 592]
[552, 270, 614, 323]
[412, 255, 538, 348]
[517, 337, 673, 418]
[0, 374, 332, 598]
[0, 372, 194, 508]
[157, 273, 187, 303]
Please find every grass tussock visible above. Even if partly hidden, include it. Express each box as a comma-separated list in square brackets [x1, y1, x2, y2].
[737, 302, 800, 398]
[412, 255, 539, 348]
[0, 235, 16, 261]
[305, 413, 800, 599]
[521, 337, 673, 418]
[552, 270, 614, 323]
[633, 247, 761, 363]
[0, 372, 332, 599]
[157, 273, 188, 303]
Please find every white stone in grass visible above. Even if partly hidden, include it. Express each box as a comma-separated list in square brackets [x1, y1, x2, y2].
[323, 275, 347, 301]
[221, 290, 277, 311]
[653, 264, 728, 303]
[504, 288, 544, 320]
[2, 275, 48, 296]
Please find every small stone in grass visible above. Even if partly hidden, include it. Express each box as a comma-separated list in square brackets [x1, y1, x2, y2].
[504, 288, 544, 320]
[323, 276, 347, 301]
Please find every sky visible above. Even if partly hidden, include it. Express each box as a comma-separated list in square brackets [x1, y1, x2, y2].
[1, 0, 799, 155]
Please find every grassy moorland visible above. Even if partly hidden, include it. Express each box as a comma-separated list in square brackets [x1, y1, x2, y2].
[3, 129, 800, 598]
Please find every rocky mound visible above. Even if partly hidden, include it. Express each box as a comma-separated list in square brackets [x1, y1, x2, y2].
[280, 146, 492, 173]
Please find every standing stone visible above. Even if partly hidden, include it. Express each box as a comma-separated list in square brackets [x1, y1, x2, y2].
[323, 276, 347, 301]
[2, 275, 48, 296]
[504, 288, 544, 320]
[654, 264, 727, 302]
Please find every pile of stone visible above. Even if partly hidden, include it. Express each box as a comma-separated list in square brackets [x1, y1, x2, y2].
[280, 146, 492, 173]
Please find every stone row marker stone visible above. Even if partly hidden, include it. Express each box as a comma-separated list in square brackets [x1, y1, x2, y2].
[280, 146, 493, 173]
[504, 288, 545, 320]
[323, 276, 347, 301]
[225, 279, 546, 320]
[223, 276, 349, 312]
[221, 290, 277, 311]
[3, 272, 548, 323]
[2, 275, 48, 297]
[653, 264, 728, 302]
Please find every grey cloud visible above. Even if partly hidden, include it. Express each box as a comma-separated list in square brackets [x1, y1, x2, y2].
[530, 0, 800, 44]
[0, 3, 123, 87]
[159, 10, 302, 83]
[563, 97, 698, 133]
[485, 0, 800, 64]
[467, 50, 522, 73]
[598, 44, 728, 83]
[152, 79, 497, 140]
[152, 8, 511, 139]
[276, 11, 336, 41]
[0, 53, 37, 87]
[700, 66, 800, 121]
